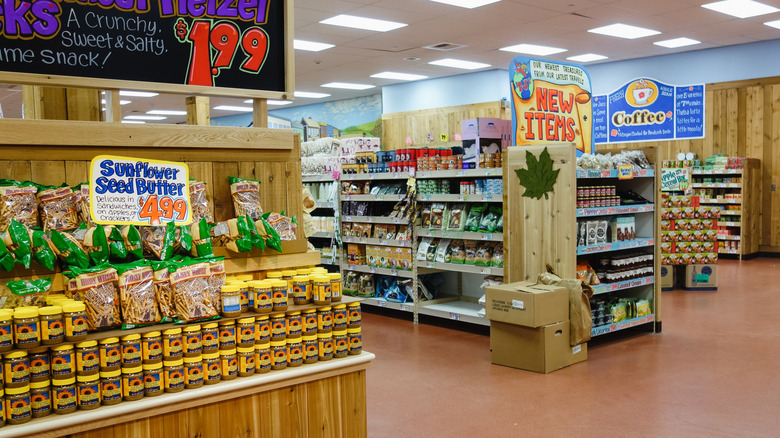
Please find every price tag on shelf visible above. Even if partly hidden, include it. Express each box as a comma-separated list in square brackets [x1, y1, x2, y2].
[457, 170, 466, 176]
[378, 300, 387, 308]
[449, 313, 460, 321]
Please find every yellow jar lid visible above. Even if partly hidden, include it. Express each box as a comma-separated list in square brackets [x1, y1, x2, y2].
[62, 302, 86, 313]
[100, 337, 119, 345]
[302, 335, 317, 341]
[163, 328, 182, 335]
[255, 342, 270, 349]
[237, 346, 254, 353]
[296, 268, 311, 275]
[143, 363, 162, 371]
[347, 328, 361, 334]
[163, 359, 183, 367]
[0, 388, 3, 397]
[39, 305, 62, 316]
[143, 331, 161, 338]
[51, 343, 74, 351]
[6, 386, 29, 395]
[265, 271, 283, 278]
[4, 350, 28, 359]
[286, 336, 302, 342]
[0, 309, 12, 320]
[122, 366, 142, 374]
[218, 320, 235, 326]
[255, 315, 269, 321]
[320, 306, 332, 312]
[317, 333, 332, 339]
[46, 294, 66, 304]
[76, 340, 98, 348]
[233, 274, 253, 282]
[221, 284, 241, 293]
[219, 349, 237, 356]
[271, 280, 288, 288]
[270, 313, 285, 318]
[122, 334, 141, 341]
[100, 369, 121, 379]
[302, 308, 316, 314]
[77, 374, 99, 383]
[202, 352, 219, 360]
[282, 270, 297, 277]
[237, 317, 255, 324]
[333, 303, 347, 309]
[270, 340, 286, 347]
[329, 273, 342, 280]
[286, 311, 301, 317]
[183, 325, 201, 332]
[203, 323, 218, 329]
[347, 302, 361, 307]
[248, 280, 265, 288]
[53, 377, 76, 386]
[14, 306, 39, 318]
[293, 275, 310, 282]
[312, 275, 330, 283]
[226, 280, 246, 286]
[333, 329, 347, 336]
[183, 356, 202, 363]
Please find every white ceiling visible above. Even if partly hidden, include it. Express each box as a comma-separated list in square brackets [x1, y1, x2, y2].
[1, 0, 780, 124]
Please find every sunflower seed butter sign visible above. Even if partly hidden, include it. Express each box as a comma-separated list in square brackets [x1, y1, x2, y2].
[594, 78, 704, 144]
[509, 57, 593, 154]
[89, 156, 191, 226]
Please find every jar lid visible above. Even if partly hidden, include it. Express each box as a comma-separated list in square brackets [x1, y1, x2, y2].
[320, 306, 332, 312]
[122, 334, 141, 341]
[311, 267, 327, 273]
[286, 311, 301, 316]
[4, 350, 27, 359]
[266, 271, 283, 278]
[221, 284, 241, 293]
[302, 335, 317, 341]
[77, 374, 99, 383]
[163, 328, 182, 335]
[51, 343, 74, 351]
[122, 366, 142, 374]
[163, 359, 184, 367]
[293, 275, 309, 281]
[333, 303, 346, 309]
[14, 306, 39, 318]
[218, 349, 237, 356]
[100, 337, 119, 344]
[255, 315, 269, 320]
[317, 333, 332, 339]
[202, 352, 219, 359]
[248, 280, 267, 288]
[237, 346, 254, 353]
[100, 369, 121, 379]
[62, 301, 86, 312]
[30, 380, 50, 389]
[6, 385, 30, 395]
[53, 377, 76, 386]
[333, 329, 347, 336]
[183, 325, 201, 332]
[347, 302, 361, 307]
[295, 269, 311, 275]
[218, 320, 235, 326]
[39, 305, 62, 316]
[237, 317, 255, 324]
[232, 274, 253, 282]
[255, 342, 270, 349]
[347, 328, 361, 334]
[315, 275, 333, 283]
[76, 340, 98, 348]
[142, 362, 163, 371]
[302, 308, 316, 314]
[203, 323, 218, 329]
[183, 356, 202, 363]
[270, 313, 285, 318]
[271, 280, 288, 288]
[328, 273, 342, 280]
[270, 340, 286, 347]
[282, 270, 297, 276]
[0, 309, 12, 320]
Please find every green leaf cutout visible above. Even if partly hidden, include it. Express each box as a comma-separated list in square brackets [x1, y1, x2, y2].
[514, 147, 560, 200]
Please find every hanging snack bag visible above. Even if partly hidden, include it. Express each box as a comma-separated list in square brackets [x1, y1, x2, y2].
[152, 261, 176, 319]
[31, 229, 57, 271]
[0, 180, 39, 232]
[177, 225, 193, 255]
[38, 186, 79, 232]
[430, 203, 446, 230]
[75, 183, 96, 228]
[2, 220, 33, 269]
[464, 240, 478, 265]
[66, 266, 121, 330]
[265, 212, 297, 241]
[106, 226, 129, 261]
[446, 204, 466, 231]
[465, 204, 486, 232]
[0, 237, 15, 271]
[120, 225, 144, 260]
[190, 218, 214, 257]
[117, 262, 160, 326]
[205, 257, 225, 313]
[189, 180, 213, 224]
[257, 216, 282, 253]
[168, 260, 218, 322]
[6, 277, 52, 308]
[82, 225, 110, 266]
[229, 176, 263, 220]
[141, 222, 176, 260]
[219, 217, 253, 253]
[50, 229, 89, 269]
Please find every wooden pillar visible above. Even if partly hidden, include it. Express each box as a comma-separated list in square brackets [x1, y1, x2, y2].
[104, 90, 122, 123]
[66, 88, 101, 121]
[22, 86, 100, 121]
[253, 98, 268, 128]
[187, 96, 210, 125]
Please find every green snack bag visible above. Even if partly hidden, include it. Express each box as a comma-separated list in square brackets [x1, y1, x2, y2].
[464, 204, 486, 232]
[50, 229, 90, 269]
[6, 277, 53, 307]
[31, 230, 57, 271]
[478, 205, 502, 233]
[260, 216, 282, 253]
[121, 225, 143, 260]
[248, 217, 267, 251]
[0, 238, 15, 271]
[83, 225, 110, 266]
[178, 225, 193, 255]
[191, 218, 214, 257]
[233, 216, 254, 253]
[108, 226, 129, 260]
[4, 220, 33, 269]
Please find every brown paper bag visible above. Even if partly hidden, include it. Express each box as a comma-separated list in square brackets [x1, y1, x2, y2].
[538, 265, 593, 346]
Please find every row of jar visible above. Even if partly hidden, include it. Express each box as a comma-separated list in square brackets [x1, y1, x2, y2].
[0, 327, 363, 426]
[0, 301, 90, 351]
[2, 303, 362, 388]
[222, 271, 343, 317]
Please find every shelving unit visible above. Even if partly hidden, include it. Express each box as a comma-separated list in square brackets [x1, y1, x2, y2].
[304, 174, 339, 270]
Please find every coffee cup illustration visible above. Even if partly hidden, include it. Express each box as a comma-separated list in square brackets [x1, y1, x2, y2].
[632, 87, 653, 104]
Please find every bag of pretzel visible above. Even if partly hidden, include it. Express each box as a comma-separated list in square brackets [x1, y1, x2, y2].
[74, 183, 96, 228]
[229, 177, 263, 220]
[50, 229, 90, 269]
[141, 222, 176, 260]
[65, 266, 121, 331]
[37, 186, 79, 232]
[0, 180, 39, 232]
[205, 257, 225, 313]
[1, 220, 34, 269]
[152, 260, 176, 320]
[168, 260, 218, 322]
[189, 180, 213, 224]
[116, 261, 160, 327]
[190, 218, 214, 257]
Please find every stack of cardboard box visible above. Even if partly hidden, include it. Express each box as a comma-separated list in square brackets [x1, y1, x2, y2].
[486, 281, 587, 374]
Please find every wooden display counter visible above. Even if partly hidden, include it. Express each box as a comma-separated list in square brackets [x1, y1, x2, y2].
[0, 352, 374, 438]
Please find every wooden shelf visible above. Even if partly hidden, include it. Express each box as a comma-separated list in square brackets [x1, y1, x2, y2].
[342, 215, 409, 225]
[416, 168, 502, 178]
[214, 248, 321, 274]
[415, 228, 503, 242]
[342, 236, 413, 248]
[341, 194, 406, 202]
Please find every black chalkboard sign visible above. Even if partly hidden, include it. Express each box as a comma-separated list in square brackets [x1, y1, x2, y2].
[0, 0, 289, 97]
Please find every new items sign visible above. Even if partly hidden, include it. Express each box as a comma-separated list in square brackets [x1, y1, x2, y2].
[509, 57, 593, 154]
[593, 78, 704, 144]
[89, 156, 191, 226]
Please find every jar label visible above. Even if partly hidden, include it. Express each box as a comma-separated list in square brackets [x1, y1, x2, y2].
[15, 321, 40, 345]
[5, 360, 29, 383]
[202, 331, 218, 349]
[65, 315, 87, 337]
[205, 361, 221, 381]
[0, 323, 12, 346]
[55, 387, 76, 410]
[52, 353, 75, 376]
[287, 317, 302, 336]
[255, 292, 272, 310]
[331, 282, 342, 298]
[165, 369, 185, 389]
[30, 355, 50, 379]
[0, 396, 4, 422]
[78, 383, 100, 406]
[318, 313, 333, 331]
[238, 326, 255, 344]
[287, 345, 303, 364]
[304, 315, 317, 332]
[256, 351, 271, 371]
[293, 284, 307, 300]
[350, 334, 363, 351]
[221, 357, 238, 376]
[78, 350, 100, 372]
[32, 390, 51, 415]
[272, 349, 286, 367]
[304, 343, 318, 362]
[185, 333, 202, 353]
[163, 336, 183, 357]
[222, 295, 241, 313]
[319, 340, 333, 356]
[219, 327, 236, 347]
[334, 311, 348, 329]
[101, 345, 122, 368]
[43, 319, 64, 340]
[143, 340, 163, 361]
[186, 364, 203, 384]
[271, 320, 286, 338]
[123, 376, 144, 398]
[335, 337, 348, 355]
[272, 290, 287, 306]
[240, 290, 249, 306]
[7, 394, 31, 420]
[239, 355, 255, 373]
[349, 309, 362, 325]
[122, 342, 142, 364]
[256, 322, 271, 341]
[145, 371, 162, 392]
[102, 380, 122, 401]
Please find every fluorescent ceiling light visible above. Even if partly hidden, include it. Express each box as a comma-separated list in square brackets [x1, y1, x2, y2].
[428, 58, 491, 70]
[242, 99, 294, 105]
[295, 91, 331, 98]
[428, 0, 500, 8]
[765, 19, 780, 29]
[124, 115, 167, 121]
[146, 110, 188, 116]
[654, 37, 701, 48]
[567, 53, 608, 62]
[588, 23, 661, 39]
[120, 100, 131, 105]
[294, 39, 335, 51]
[321, 82, 375, 90]
[499, 43, 567, 56]
[119, 90, 159, 97]
[370, 72, 429, 81]
[121, 120, 146, 124]
[702, 0, 778, 18]
[319, 14, 407, 32]
[213, 105, 253, 112]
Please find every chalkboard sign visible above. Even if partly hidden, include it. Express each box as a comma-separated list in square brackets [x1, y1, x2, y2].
[0, 0, 291, 98]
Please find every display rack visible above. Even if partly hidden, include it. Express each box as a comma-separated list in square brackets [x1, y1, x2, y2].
[304, 174, 340, 269]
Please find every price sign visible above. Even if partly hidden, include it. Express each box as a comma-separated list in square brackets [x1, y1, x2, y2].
[89, 155, 191, 226]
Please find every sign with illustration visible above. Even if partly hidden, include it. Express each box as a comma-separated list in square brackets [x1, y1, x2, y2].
[509, 57, 593, 154]
[90, 156, 191, 226]
[0, 0, 289, 97]
[593, 78, 704, 144]
[661, 168, 691, 192]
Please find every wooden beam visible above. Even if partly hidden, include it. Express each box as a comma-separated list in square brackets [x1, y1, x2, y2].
[253, 98, 268, 128]
[104, 90, 122, 123]
[186, 96, 210, 126]
[66, 88, 101, 121]
[21, 85, 43, 120]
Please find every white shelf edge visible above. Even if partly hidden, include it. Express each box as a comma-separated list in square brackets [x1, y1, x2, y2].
[414, 228, 504, 242]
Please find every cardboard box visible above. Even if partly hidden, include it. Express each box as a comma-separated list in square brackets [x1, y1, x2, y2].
[685, 264, 718, 290]
[661, 265, 674, 290]
[462, 118, 509, 139]
[490, 320, 587, 374]
[485, 281, 568, 327]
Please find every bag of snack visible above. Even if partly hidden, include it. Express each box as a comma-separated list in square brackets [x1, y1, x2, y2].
[190, 218, 214, 257]
[421, 206, 432, 228]
[464, 240, 478, 265]
[448, 240, 466, 264]
[116, 261, 160, 326]
[265, 212, 297, 241]
[205, 257, 225, 313]
[141, 222, 176, 260]
[257, 216, 282, 253]
[105, 226, 129, 261]
[446, 204, 466, 231]
[189, 180, 213, 224]
[478, 205, 502, 233]
[474, 243, 493, 266]
[120, 225, 144, 260]
[50, 229, 89, 269]
[65, 266, 121, 331]
[430, 203, 446, 230]
[0, 238, 15, 271]
[151, 260, 176, 319]
[465, 204, 486, 232]
[177, 225, 192, 255]
[168, 259, 218, 322]
[229, 176, 263, 220]
[491, 242, 504, 268]
[435, 239, 452, 263]
[2, 220, 33, 269]
[5, 277, 52, 308]
[0, 180, 39, 232]
[31, 230, 57, 271]
[82, 225, 110, 266]
[37, 185, 79, 232]
[74, 183, 96, 228]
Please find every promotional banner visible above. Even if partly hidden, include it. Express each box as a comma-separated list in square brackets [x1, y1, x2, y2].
[593, 78, 704, 144]
[90, 156, 191, 226]
[509, 57, 593, 154]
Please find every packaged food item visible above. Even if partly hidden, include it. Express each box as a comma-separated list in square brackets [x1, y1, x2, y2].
[75, 183, 95, 228]
[264, 212, 297, 241]
[190, 218, 214, 257]
[416, 237, 433, 261]
[37, 186, 79, 232]
[120, 225, 144, 260]
[104, 226, 129, 261]
[448, 240, 466, 264]
[189, 180, 213, 224]
[151, 261, 176, 319]
[0, 237, 15, 271]
[81, 225, 110, 266]
[168, 260, 218, 322]
[141, 223, 176, 260]
[430, 203, 446, 230]
[446, 204, 466, 231]
[206, 257, 226, 314]
[478, 205, 501, 233]
[6, 277, 52, 308]
[474, 243, 493, 267]
[491, 243, 504, 268]
[421, 206, 432, 228]
[435, 239, 452, 263]
[0, 181, 38, 232]
[465, 204, 486, 232]
[117, 262, 160, 326]
[65, 267, 121, 331]
[229, 177, 263, 220]
[2, 220, 33, 269]
[464, 240, 478, 265]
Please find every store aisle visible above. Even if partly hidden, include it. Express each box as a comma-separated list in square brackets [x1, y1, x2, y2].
[362, 258, 780, 438]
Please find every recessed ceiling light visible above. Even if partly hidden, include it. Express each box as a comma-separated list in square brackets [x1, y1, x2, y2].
[121, 120, 146, 124]
[702, 0, 778, 18]
[101, 99, 106, 104]
[428, 58, 491, 70]
[654, 37, 701, 48]
[213, 105, 253, 112]
[120, 100, 131, 105]
[124, 115, 167, 121]
[294, 39, 335, 52]
[321, 82, 376, 90]
[566, 53, 609, 62]
[588, 23, 661, 39]
[428, 0, 500, 9]
[499, 43, 567, 56]
[119, 90, 159, 97]
[370, 72, 429, 81]
[319, 14, 407, 32]
[765, 19, 780, 29]
[147, 110, 188, 116]
[294, 91, 331, 98]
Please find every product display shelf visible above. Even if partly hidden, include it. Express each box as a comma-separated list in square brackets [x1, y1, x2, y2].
[576, 203, 654, 218]
[360, 296, 415, 312]
[315, 201, 337, 209]
[342, 194, 406, 202]
[417, 193, 501, 203]
[717, 234, 741, 241]
[691, 169, 743, 175]
[576, 168, 655, 179]
[591, 276, 654, 296]
[417, 298, 488, 326]
[312, 231, 336, 239]
[691, 183, 742, 189]
[342, 215, 410, 225]
[576, 238, 655, 255]
[302, 174, 338, 183]
[415, 228, 504, 242]
[719, 222, 742, 227]
[700, 198, 741, 204]
[342, 236, 414, 248]
[418, 261, 504, 276]
[341, 172, 412, 181]
[344, 263, 415, 279]
[416, 168, 503, 178]
[591, 314, 655, 337]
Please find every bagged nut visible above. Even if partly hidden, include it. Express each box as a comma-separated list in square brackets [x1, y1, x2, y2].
[0, 181, 39, 232]
[229, 177, 263, 220]
[66, 266, 121, 330]
[189, 180, 213, 224]
[169, 260, 218, 322]
[38, 186, 79, 232]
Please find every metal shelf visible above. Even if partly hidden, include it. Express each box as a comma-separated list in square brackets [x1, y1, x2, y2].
[417, 299, 488, 326]
[341, 194, 406, 202]
[717, 234, 741, 241]
[577, 203, 654, 218]
[416, 168, 502, 179]
[314, 202, 336, 209]
[700, 198, 741, 204]
[302, 174, 337, 182]
[417, 194, 502, 202]
[311, 231, 335, 239]
[361, 297, 414, 312]
[341, 172, 411, 181]
[719, 221, 741, 227]
[577, 238, 655, 255]
[691, 169, 742, 175]
[344, 264, 415, 279]
[342, 216, 409, 225]
[415, 228, 503, 242]
[576, 168, 654, 179]
[691, 183, 742, 188]
[591, 276, 654, 295]
[591, 314, 655, 337]
[719, 210, 742, 215]
[342, 236, 413, 248]
[418, 261, 504, 276]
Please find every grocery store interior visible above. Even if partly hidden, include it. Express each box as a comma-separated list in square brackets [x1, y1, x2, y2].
[1, 0, 780, 436]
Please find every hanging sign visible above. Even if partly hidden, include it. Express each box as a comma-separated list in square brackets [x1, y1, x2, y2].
[617, 165, 634, 180]
[509, 57, 593, 154]
[593, 78, 704, 144]
[90, 156, 191, 226]
[661, 168, 691, 192]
